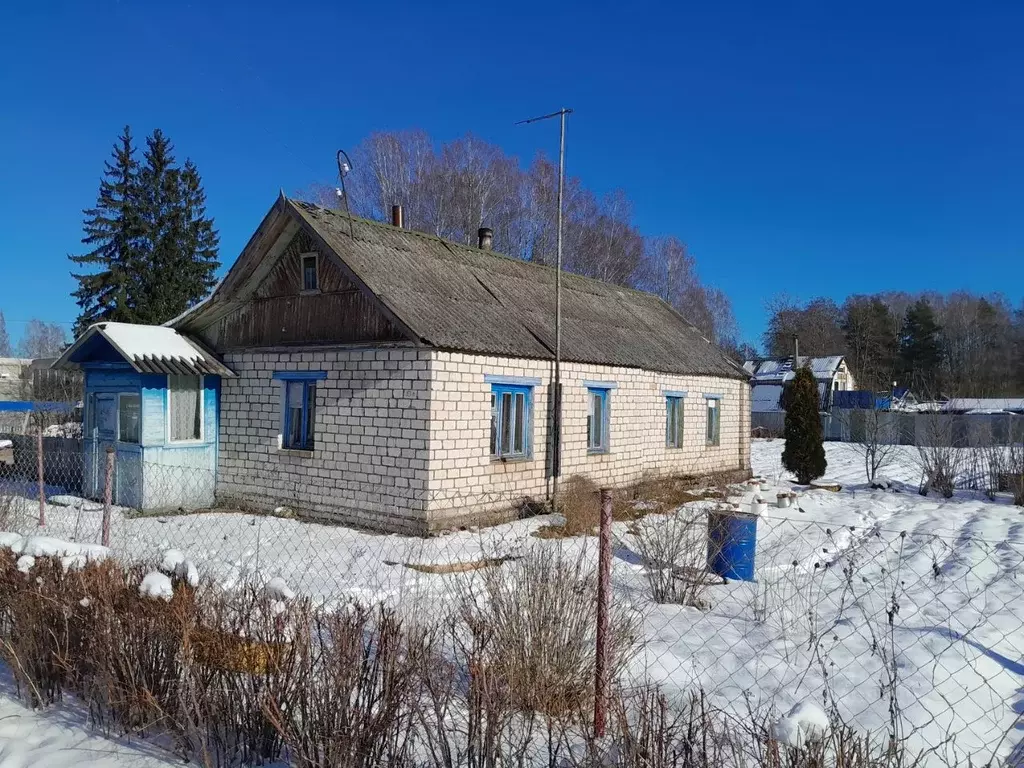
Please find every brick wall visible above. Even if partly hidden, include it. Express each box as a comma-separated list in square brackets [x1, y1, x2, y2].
[217, 346, 751, 533]
[425, 351, 751, 528]
[217, 347, 433, 532]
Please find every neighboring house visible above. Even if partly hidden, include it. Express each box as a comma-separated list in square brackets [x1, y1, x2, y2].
[57, 195, 751, 532]
[0, 358, 32, 401]
[0, 357, 83, 434]
[743, 356, 855, 414]
[53, 323, 234, 509]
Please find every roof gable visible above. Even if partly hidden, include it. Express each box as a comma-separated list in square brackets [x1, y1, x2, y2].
[175, 196, 747, 379]
[745, 356, 847, 383]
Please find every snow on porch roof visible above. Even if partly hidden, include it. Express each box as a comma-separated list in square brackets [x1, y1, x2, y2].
[52, 322, 236, 378]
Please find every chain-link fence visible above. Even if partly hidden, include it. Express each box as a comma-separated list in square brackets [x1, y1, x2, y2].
[1, 435, 1022, 766]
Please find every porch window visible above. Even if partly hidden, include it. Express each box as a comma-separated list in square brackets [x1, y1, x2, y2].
[274, 371, 327, 452]
[118, 393, 141, 444]
[587, 387, 611, 454]
[169, 375, 203, 442]
[490, 384, 533, 460]
[705, 396, 721, 446]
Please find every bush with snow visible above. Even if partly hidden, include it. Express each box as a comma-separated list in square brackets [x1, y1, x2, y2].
[159, 548, 199, 586]
[139, 571, 174, 601]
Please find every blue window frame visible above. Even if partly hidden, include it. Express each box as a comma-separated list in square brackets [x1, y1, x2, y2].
[587, 387, 610, 453]
[274, 371, 327, 451]
[666, 396, 685, 448]
[705, 395, 721, 446]
[490, 384, 533, 459]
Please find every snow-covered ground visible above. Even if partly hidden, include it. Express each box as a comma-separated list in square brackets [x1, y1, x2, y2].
[0, 675, 176, 767]
[1, 439, 1022, 766]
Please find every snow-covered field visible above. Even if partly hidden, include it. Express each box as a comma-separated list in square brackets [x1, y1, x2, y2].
[1, 440, 1022, 766]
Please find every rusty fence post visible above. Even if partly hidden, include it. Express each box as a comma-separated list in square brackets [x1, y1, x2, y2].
[594, 487, 613, 738]
[36, 426, 46, 527]
[102, 447, 115, 547]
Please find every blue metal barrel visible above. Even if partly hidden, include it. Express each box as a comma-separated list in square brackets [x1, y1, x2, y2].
[707, 509, 757, 581]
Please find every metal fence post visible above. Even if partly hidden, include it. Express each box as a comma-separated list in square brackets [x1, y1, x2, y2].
[102, 447, 115, 547]
[594, 487, 613, 738]
[36, 426, 45, 527]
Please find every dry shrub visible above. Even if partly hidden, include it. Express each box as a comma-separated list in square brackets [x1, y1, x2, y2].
[266, 604, 429, 768]
[915, 418, 964, 498]
[457, 547, 640, 717]
[0, 493, 18, 530]
[568, 686, 930, 768]
[628, 508, 711, 607]
[84, 562, 194, 738]
[0, 556, 128, 707]
[181, 587, 312, 767]
[553, 474, 600, 536]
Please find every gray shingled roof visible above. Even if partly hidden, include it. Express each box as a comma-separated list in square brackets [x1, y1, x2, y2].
[180, 197, 747, 380]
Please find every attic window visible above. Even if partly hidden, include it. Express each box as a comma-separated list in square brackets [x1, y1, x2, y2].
[301, 253, 318, 292]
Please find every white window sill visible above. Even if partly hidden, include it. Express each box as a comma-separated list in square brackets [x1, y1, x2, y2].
[277, 448, 315, 458]
[491, 454, 533, 464]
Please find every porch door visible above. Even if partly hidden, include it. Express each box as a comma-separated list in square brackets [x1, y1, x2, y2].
[85, 392, 143, 507]
[85, 394, 117, 499]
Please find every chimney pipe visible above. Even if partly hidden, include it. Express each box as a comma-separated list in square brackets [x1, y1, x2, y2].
[391, 204, 403, 228]
[793, 336, 800, 370]
[478, 227, 493, 250]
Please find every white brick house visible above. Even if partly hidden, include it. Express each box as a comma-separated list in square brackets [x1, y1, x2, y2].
[171, 195, 752, 533]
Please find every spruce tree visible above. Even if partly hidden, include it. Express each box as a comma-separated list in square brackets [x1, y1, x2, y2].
[136, 130, 220, 324]
[70, 127, 219, 333]
[898, 298, 942, 394]
[782, 366, 827, 484]
[69, 126, 144, 336]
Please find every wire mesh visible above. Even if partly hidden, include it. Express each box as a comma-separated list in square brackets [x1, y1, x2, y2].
[0, 435, 1022, 767]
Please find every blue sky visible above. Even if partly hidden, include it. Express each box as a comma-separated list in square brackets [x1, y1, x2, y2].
[1, 1, 1021, 350]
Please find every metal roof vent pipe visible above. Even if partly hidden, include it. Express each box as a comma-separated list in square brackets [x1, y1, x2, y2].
[478, 227, 493, 250]
[391, 204, 403, 228]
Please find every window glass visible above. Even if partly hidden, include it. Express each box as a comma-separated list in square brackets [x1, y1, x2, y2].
[489, 384, 532, 459]
[666, 396, 684, 448]
[302, 254, 318, 291]
[587, 388, 609, 452]
[706, 398, 721, 446]
[118, 394, 141, 444]
[285, 380, 305, 448]
[169, 375, 202, 441]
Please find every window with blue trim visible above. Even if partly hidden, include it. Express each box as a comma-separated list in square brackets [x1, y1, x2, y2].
[274, 371, 326, 451]
[705, 397, 721, 446]
[490, 384, 533, 459]
[587, 387, 610, 453]
[666, 396, 684, 448]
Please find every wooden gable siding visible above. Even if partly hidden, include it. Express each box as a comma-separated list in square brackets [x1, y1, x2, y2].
[206, 231, 408, 350]
[253, 231, 356, 298]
